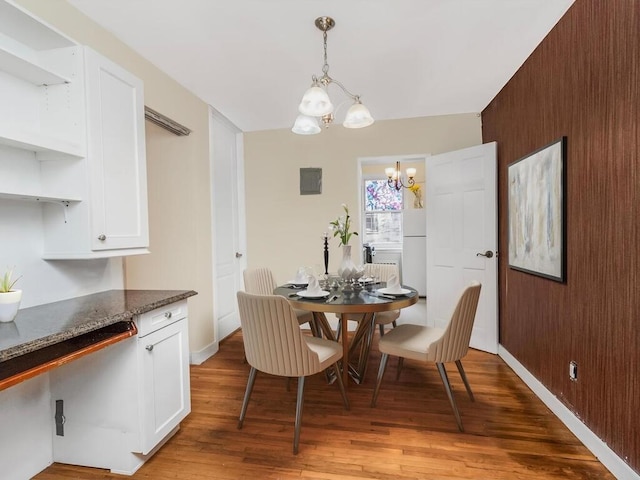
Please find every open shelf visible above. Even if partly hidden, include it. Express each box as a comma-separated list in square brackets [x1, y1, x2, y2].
[0, 45, 72, 85]
[0, 126, 84, 159]
[0, 191, 81, 204]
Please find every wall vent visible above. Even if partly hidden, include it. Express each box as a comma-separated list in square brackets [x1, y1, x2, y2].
[144, 106, 191, 136]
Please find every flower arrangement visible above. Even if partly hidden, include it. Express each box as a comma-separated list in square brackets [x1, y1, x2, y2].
[409, 183, 424, 208]
[329, 204, 358, 246]
[0, 267, 20, 293]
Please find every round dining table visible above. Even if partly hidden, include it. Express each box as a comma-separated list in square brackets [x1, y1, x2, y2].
[273, 283, 419, 387]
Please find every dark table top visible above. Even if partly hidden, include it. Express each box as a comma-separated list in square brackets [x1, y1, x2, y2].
[0, 289, 197, 363]
[273, 282, 419, 314]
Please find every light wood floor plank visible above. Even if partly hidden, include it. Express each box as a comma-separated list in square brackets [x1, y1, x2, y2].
[36, 330, 615, 479]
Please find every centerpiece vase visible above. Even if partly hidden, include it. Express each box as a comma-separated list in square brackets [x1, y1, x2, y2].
[338, 245, 357, 283]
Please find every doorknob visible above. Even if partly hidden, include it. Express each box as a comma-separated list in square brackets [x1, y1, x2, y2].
[235, 252, 243, 258]
[476, 250, 494, 258]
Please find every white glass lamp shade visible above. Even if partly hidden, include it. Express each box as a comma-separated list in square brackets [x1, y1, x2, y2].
[343, 102, 374, 129]
[298, 86, 334, 116]
[406, 167, 417, 179]
[385, 167, 396, 179]
[291, 114, 321, 135]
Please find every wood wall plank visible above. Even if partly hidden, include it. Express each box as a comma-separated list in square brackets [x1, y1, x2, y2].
[482, 0, 639, 471]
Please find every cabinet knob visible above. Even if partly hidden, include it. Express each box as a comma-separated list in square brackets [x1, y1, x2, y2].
[98, 234, 106, 241]
[146, 345, 154, 351]
[164, 311, 172, 319]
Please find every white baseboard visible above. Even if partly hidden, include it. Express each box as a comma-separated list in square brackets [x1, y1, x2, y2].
[190, 341, 219, 365]
[499, 345, 638, 480]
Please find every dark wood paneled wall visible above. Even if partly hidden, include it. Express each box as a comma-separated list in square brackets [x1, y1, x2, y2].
[482, 0, 639, 473]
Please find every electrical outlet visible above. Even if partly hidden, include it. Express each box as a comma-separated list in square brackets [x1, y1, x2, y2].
[569, 361, 578, 381]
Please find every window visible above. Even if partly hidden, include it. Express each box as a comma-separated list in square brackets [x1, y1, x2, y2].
[362, 179, 403, 248]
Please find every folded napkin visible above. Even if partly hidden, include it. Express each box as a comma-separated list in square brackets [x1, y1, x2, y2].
[385, 274, 403, 293]
[294, 267, 308, 284]
[306, 275, 322, 294]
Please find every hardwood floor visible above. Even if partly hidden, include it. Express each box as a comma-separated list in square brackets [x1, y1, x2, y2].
[37, 329, 614, 479]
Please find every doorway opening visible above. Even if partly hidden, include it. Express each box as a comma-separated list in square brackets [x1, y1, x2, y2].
[357, 155, 427, 296]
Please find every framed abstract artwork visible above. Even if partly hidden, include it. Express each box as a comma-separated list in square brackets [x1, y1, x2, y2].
[508, 137, 567, 282]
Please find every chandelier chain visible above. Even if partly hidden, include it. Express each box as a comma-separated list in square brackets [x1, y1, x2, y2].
[322, 30, 329, 76]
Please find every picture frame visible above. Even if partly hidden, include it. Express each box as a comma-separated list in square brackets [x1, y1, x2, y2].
[508, 137, 566, 282]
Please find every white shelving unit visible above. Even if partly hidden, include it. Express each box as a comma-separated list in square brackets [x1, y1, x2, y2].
[0, 0, 149, 259]
[0, 1, 84, 208]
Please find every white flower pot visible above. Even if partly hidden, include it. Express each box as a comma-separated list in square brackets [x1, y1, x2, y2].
[0, 289, 22, 323]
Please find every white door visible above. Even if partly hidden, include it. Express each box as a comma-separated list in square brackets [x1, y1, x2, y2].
[210, 108, 246, 341]
[426, 142, 498, 354]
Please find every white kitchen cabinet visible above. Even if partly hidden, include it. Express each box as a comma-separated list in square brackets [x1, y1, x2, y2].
[0, 1, 149, 259]
[85, 47, 149, 253]
[136, 300, 191, 454]
[42, 47, 149, 258]
[49, 300, 191, 475]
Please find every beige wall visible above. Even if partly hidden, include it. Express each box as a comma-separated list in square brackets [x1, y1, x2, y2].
[244, 114, 482, 283]
[17, 0, 214, 353]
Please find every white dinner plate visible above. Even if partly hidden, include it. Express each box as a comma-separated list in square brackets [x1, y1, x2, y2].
[287, 280, 308, 287]
[297, 290, 330, 299]
[377, 287, 412, 296]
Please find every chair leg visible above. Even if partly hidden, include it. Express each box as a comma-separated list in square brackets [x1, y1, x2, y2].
[378, 323, 384, 337]
[395, 357, 404, 381]
[238, 367, 257, 429]
[455, 359, 475, 402]
[293, 376, 306, 455]
[436, 362, 464, 432]
[309, 317, 319, 337]
[332, 362, 350, 410]
[371, 353, 390, 407]
[335, 318, 342, 342]
[379, 319, 397, 338]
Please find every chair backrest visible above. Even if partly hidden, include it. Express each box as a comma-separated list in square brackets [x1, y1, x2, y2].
[428, 282, 482, 363]
[236, 291, 322, 377]
[364, 263, 399, 282]
[243, 267, 278, 295]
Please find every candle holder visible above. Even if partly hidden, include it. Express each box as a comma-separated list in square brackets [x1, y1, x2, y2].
[323, 233, 329, 275]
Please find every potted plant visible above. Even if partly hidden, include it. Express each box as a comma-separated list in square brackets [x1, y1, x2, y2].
[0, 268, 22, 323]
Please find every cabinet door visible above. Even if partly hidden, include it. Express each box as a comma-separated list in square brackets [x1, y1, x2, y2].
[85, 47, 149, 251]
[139, 319, 191, 454]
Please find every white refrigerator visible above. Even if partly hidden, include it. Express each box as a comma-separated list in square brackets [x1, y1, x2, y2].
[402, 209, 427, 296]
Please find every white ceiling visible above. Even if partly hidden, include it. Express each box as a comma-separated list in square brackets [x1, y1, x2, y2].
[68, 0, 574, 132]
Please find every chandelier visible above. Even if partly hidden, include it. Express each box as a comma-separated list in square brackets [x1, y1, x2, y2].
[385, 161, 416, 190]
[292, 16, 374, 135]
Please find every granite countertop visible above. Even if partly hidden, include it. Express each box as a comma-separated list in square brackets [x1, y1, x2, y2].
[0, 289, 197, 363]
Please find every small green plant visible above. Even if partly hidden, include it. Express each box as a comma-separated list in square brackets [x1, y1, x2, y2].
[329, 204, 359, 246]
[0, 268, 21, 293]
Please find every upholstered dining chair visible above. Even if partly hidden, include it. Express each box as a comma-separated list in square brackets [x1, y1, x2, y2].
[243, 267, 315, 331]
[371, 281, 482, 432]
[236, 291, 350, 454]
